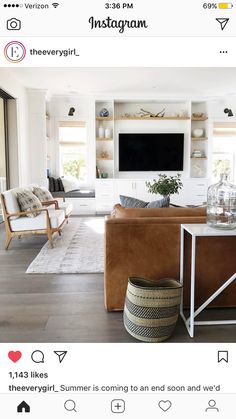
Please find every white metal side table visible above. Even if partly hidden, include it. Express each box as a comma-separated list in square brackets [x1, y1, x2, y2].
[180, 224, 236, 337]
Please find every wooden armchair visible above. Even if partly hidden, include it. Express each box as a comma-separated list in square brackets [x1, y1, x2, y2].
[1, 190, 66, 250]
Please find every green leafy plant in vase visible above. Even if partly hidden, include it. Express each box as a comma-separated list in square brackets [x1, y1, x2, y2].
[146, 173, 183, 206]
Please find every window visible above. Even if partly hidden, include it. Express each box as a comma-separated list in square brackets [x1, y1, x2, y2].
[212, 122, 236, 182]
[59, 121, 87, 182]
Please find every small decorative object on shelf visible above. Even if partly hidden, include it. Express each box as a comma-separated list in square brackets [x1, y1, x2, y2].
[99, 108, 109, 117]
[179, 109, 188, 118]
[137, 108, 166, 118]
[105, 127, 111, 138]
[100, 150, 109, 159]
[146, 173, 183, 206]
[192, 112, 205, 118]
[207, 173, 236, 229]
[96, 166, 101, 178]
[98, 126, 105, 138]
[191, 149, 206, 158]
[101, 172, 108, 178]
[121, 112, 132, 118]
[192, 128, 204, 138]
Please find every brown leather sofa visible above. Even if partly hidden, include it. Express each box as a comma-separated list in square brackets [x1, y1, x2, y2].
[104, 205, 236, 311]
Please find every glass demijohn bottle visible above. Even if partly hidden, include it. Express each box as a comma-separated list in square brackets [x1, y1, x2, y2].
[207, 173, 236, 229]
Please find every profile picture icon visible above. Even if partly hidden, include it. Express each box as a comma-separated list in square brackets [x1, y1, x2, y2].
[7, 18, 21, 30]
[4, 41, 26, 63]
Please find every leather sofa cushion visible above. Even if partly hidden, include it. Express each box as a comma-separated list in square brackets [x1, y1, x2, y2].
[112, 204, 206, 218]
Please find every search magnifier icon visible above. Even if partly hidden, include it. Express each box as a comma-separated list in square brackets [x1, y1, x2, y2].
[64, 399, 77, 412]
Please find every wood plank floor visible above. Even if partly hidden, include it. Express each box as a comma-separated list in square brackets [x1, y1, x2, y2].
[0, 220, 236, 343]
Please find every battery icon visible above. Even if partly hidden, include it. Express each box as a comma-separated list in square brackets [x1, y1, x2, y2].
[218, 3, 233, 8]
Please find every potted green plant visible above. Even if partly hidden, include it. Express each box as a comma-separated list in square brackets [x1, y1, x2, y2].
[146, 173, 183, 206]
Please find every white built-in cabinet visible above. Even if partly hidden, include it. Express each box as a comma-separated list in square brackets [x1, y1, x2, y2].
[56, 197, 96, 215]
[95, 178, 208, 212]
[95, 179, 115, 213]
[95, 99, 210, 213]
[115, 180, 154, 202]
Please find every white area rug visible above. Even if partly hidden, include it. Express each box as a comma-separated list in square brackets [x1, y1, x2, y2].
[26, 217, 104, 274]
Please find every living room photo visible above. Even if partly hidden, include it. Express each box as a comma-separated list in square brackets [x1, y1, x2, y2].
[0, 67, 236, 343]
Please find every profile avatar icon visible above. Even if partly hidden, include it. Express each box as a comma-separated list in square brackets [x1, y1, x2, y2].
[205, 399, 219, 412]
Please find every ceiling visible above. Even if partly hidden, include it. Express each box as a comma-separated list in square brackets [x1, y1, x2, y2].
[6, 67, 236, 99]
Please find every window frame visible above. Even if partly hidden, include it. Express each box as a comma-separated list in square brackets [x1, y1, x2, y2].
[212, 121, 236, 183]
[58, 120, 87, 183]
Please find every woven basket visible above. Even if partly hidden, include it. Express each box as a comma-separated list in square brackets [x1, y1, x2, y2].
[124, 277, 182, 342]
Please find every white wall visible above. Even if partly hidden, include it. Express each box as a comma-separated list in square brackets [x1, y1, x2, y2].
[208, 99, 236, 120]
[27, 89, 47, 186]
[0, 69, 29, 187]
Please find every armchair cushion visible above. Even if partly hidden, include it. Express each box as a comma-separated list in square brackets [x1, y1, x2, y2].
[3, 187, 31, 220]
[10, 209, 65, 231]
[16, 191, 42, 218]
[57, 201, 73, 216]
[47, 201, 73, 217]
[33, 186, 53, 202]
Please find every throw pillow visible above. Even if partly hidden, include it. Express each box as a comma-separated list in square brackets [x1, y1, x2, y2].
[146, 196, 170, 208]
[119, 195, 148, 208]
[33, 186, 53, 202]
[16, 191, 42, 218]
[48, 177, 55, 192]
[58, 178, 64, 191]
[61, 176, 80, 193]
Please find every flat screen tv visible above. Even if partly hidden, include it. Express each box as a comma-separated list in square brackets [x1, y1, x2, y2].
[119, 133, 184, 171]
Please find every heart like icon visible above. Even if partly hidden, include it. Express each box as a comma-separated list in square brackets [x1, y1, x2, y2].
[8, 351, 22, 363]
[158, 400, 172, 412]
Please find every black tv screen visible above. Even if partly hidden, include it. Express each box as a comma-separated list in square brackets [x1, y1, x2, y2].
[119, 133, 184, 171]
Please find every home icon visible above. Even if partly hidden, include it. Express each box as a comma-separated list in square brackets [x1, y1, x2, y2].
[17, 401, 30, 413]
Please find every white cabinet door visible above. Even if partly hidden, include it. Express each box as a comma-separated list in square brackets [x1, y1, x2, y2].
[55, 197, 96, 215]
[95, 179, 115, 212]
[66, 198, 96, 215]
[115, 180, 160, 204]
[184, 180, 208, 205]
[114, 180, 136, 204]
[135, 180, 157, 203]
[171, 179, 208, 206]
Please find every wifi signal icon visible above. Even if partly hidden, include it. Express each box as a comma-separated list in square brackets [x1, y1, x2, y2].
[52, 2, 59, 7]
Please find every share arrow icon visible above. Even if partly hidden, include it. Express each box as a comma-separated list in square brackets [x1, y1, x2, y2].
[54, 351, 67, 363]
[216, 18, 229, 31]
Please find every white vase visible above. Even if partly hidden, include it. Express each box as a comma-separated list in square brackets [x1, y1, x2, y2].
[105, 128, 111, 138]
[98, 126, 104, 138]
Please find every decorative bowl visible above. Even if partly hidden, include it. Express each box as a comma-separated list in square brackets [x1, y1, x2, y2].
[192, 112, 204, 118]
[193, 128, 204, 138]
